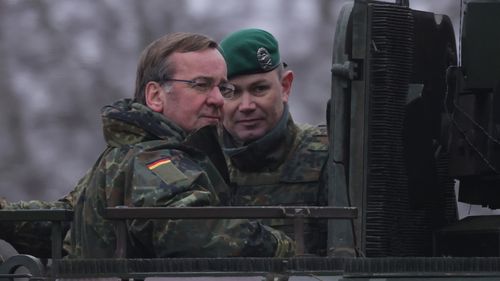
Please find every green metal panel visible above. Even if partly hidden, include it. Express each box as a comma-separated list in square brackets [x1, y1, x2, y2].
[462, 1, 500, 89]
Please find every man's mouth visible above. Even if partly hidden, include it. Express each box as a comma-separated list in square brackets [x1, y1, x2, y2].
[201, 116, 221, 122]
[236, 118, 261, 125]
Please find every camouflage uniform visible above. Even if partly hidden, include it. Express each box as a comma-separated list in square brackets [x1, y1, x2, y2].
[0, 186, 80, 257]
[67, 98, 294, 258]
[222, 107, 329, 256]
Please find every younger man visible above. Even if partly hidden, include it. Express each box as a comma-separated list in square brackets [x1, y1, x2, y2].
[220, 29, 329, 256]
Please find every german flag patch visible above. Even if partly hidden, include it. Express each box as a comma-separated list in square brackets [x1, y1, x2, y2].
[146, 157, 188, 185]
[147, 158, 172, 170]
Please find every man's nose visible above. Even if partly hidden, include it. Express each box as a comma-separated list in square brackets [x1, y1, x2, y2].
[238, 92, 256, 112]
[206, 87, 224, 107]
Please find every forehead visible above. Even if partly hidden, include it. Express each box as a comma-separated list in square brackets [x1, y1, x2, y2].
[170, 49, 227, 78]
[230, 69, 279, 86]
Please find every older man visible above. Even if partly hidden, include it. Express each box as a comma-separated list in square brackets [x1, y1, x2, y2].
[1, 32, 294, 259]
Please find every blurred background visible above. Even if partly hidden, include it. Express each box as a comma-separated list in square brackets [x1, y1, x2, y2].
[1, 0, 466, 207]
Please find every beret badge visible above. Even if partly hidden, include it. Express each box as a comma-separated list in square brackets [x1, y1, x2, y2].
[256, 47, 273, 71]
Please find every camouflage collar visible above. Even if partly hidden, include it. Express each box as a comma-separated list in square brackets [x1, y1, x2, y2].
[101, 98, 186, 147]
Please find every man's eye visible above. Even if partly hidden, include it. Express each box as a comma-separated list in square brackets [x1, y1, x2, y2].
[232, 91, 243, 99]
[193, 81, 211, 90]
[233, 89, 243, 96]
[252, 85, 269, 95]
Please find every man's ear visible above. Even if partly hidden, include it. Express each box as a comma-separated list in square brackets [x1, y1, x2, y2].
[281, 70, 294, 103]
[145, 81, 164, 113]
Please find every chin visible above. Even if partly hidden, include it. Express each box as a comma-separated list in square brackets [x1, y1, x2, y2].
[239, 131, 265, 143]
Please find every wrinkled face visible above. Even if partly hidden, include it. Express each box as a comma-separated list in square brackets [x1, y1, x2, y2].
[145, 48, 227, 133]
[223, 69, 293, 143]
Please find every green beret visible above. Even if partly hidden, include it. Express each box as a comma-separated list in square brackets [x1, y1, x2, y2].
[220, 28, 281, 79]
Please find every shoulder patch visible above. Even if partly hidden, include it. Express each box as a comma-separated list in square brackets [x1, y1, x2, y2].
[147, 157, 188, 185]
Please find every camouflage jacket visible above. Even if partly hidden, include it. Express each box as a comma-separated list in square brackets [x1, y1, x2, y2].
[0, 190, 79, 257]
[222, 108, 329, 256]
[68, 98, 294, 258]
